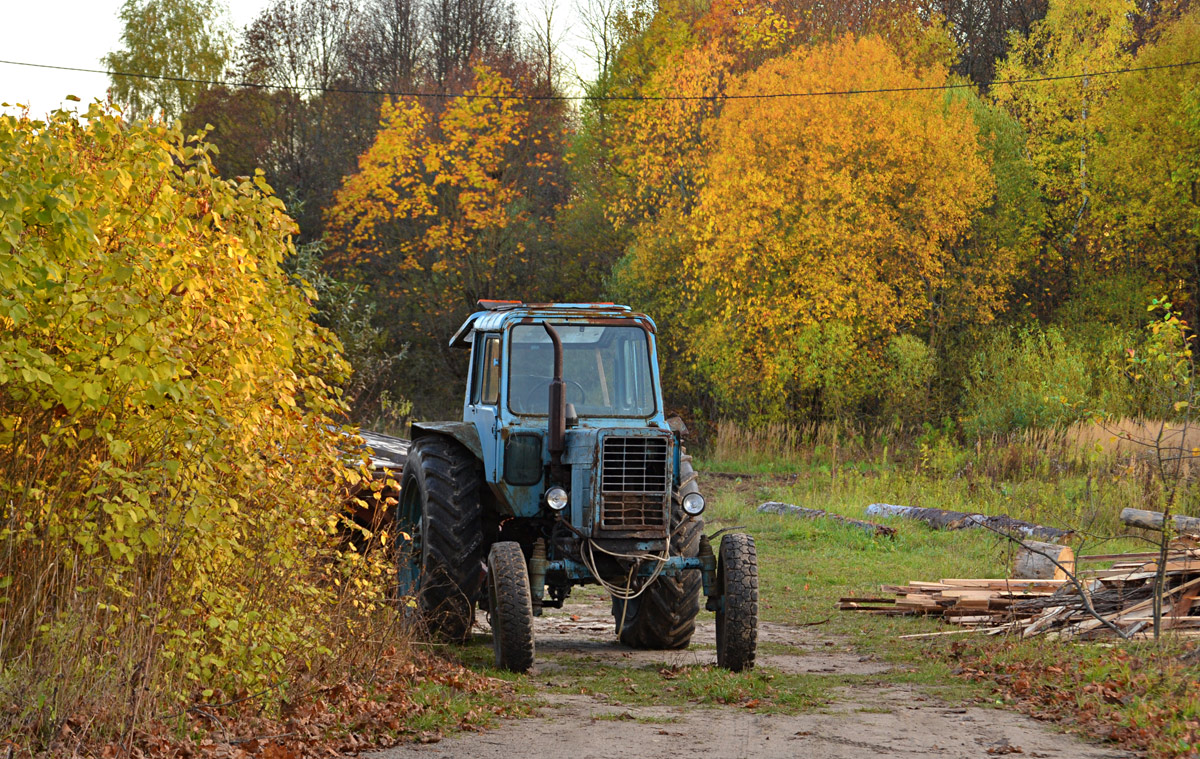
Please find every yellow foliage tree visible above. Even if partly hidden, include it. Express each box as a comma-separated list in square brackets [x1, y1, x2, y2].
[618, 35, 996, 422]
[1093, 7, 1200, 323]
[993, 0, 1138, 310]
[0, 104, 387, 732]
[325, 67, 562, 410]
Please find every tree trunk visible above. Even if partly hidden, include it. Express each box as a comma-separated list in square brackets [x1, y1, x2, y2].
[1012, 541, 1075, 580]
[1119, 507, 1200, 536]
[758, 502, 896, 539]
[865, 503, 1072, 542]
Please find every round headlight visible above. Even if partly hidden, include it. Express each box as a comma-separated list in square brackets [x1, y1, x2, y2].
[681, 492, 705, 516]
[546, 486, 569, 511]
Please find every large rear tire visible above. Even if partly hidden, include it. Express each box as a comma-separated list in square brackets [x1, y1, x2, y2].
[396, 437, 486, 643]
[715, 533, 758, 672]
[615, 451, 703, 649]
[488, 542, 535, 673]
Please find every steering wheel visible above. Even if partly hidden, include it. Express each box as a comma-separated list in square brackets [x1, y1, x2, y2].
[523, 379, 587, 410]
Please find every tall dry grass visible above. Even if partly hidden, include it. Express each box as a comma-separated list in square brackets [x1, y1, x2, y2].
[701, 418, 1199, 536]
[704, 419, 904, 473]
[706, 418, 1197, 474]
[1066, 418, 1200, 461]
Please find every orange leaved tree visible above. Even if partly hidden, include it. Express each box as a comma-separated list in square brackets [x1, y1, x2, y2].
[325, 67, 564, 414]
[614, 34, 1000, 423]
[686, 36, 994, 421]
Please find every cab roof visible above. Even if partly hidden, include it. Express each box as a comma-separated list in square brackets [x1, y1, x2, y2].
[450, 301, 654, 348]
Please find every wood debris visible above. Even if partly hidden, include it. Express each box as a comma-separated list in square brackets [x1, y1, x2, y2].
[840, 537, 1200, 640]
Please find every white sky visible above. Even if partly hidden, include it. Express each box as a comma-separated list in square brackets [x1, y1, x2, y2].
[0, 0, 587, 117]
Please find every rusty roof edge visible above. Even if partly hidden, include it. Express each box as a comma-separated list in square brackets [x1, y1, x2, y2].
[448, 312, 481, 348]
[451, 303, 655, 348]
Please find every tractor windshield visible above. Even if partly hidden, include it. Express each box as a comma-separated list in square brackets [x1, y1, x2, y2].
[508, 324, 656, 417]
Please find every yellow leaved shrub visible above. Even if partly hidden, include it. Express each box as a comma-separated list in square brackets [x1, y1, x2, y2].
[0, 104, 392, 740]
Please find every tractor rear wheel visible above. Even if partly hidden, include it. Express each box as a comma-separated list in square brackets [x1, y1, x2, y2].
[396, 437, 486, 643]
[614, 451, 703, 650]
[487, 542, 535, 673]
[715, 533, 758, 672]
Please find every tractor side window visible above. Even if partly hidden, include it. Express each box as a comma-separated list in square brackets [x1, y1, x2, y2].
[480, 336, 502, 405]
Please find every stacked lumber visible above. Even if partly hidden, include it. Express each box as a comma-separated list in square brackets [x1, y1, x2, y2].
[840, 539, 1200, 640]
[838, 578, 1066, 627]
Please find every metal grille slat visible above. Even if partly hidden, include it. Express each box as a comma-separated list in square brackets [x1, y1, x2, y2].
[600, 437, 668, 530]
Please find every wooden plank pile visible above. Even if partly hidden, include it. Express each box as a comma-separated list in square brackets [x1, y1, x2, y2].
[839, 539, 1200, 640]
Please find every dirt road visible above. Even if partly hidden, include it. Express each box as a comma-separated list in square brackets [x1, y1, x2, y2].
[373, 594, 1131, 759]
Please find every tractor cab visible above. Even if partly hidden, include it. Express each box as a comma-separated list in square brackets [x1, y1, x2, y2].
[447, 302, 677, 542]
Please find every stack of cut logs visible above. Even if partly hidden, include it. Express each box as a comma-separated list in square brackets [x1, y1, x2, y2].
[839, 507, 1200, 640]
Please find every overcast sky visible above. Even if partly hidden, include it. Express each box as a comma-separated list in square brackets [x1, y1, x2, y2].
[0, 0, 587, 117]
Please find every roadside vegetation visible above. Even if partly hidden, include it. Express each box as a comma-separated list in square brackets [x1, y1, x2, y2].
[0, 106, 518, 757]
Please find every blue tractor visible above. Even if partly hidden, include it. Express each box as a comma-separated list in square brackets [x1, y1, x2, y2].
[395, 301, 758, 672]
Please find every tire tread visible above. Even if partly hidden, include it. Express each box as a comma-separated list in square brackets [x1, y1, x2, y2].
[716, 533, 758, 672]
[489, 542, 535, 673]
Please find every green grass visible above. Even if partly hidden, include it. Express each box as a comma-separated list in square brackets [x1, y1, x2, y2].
[541, 654, 831, 713]
[402, 679, 536, 733]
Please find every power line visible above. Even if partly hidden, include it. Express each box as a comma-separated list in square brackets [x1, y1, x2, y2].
[2, 57, 1198, 102]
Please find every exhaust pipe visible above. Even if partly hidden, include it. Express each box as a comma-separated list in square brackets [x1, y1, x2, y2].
[542, 323, 566, 468]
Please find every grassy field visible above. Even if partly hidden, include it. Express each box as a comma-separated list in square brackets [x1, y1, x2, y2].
[693, 421, 1200, 758]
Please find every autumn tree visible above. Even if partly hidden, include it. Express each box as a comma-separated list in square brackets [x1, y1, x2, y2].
[609, 33, 1003, 423]
[103, 0, 233, 121]
[1093, 7, 1200, 326]
[594, 0, 779, 414]
[686, 36, 994, 421]
[324, 68, 568, 415]
[993, 0, 1139, 317]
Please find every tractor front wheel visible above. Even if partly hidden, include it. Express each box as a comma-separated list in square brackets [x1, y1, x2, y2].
[487, 542, 535, 673]
[715, 533, 758, 672]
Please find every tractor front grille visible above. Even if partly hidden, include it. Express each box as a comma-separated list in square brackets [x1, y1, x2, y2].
[600, 436, 669, 530]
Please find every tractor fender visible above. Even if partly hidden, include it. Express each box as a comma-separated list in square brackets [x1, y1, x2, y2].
[411, 421, 485, 462]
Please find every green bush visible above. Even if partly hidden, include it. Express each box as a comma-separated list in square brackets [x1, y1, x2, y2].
[961, 325, 1093, 436]
[880, 334, 935, 427]
[0, 105, 391, 742]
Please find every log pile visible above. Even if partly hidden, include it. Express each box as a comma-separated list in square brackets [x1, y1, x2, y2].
[840, 538, 1200, 640]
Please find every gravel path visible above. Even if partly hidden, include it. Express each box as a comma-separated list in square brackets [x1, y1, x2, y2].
[371, 595, 1132, 759]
